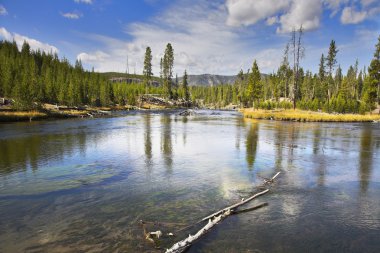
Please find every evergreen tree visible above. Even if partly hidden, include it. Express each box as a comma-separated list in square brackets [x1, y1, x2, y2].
[368, 35, 380, 105]
[163, 43, 174, 98]
[236, 69, 244, 105]
[319, 54, 326, 81]
[290, 26, 304, 109]
[143, 46, 153, 92]
[246, 60, 262, 108]
[357, 70, 363, 100]
[364, 36, 380, 111]
[278, 43, 291, 98]
[182, 70, 190, 102]
[326, 40, 338, 99]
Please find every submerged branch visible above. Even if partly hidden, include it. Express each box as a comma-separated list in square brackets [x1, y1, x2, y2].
[165, 210, 231, 253]
[164, 172, 281, 253]
[201, 189, 269, 222]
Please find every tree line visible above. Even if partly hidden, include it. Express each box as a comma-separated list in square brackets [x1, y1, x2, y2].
[0, 34, 379, 113]
[232, 32, 380, 114]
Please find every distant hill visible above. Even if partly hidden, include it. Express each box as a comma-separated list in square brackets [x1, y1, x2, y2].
[178, 74, 237, 86]
[100, 72, 266, 86]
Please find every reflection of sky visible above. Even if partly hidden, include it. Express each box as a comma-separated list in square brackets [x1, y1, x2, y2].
[0, 111, 379, 252]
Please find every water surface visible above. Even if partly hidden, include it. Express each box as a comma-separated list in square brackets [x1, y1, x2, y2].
[0, 111, 379, 252]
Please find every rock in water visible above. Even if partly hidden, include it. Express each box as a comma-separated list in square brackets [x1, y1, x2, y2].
[179, 109, 195, 116]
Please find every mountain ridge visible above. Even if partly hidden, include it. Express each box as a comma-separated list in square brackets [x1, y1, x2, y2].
[102, 72, 267, 86]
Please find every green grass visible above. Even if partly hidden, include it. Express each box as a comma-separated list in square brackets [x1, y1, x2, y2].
[242, 109, 380, 122]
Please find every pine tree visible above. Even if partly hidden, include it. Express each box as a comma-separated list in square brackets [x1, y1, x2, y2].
[236, 69, 244, 105]
[326, 40, 338, 99]
[143, 46, 153, 92]
[278, 43, 291, 98]
[182, 70, 190, 102]
[319, 54, 326, 81]
[246, 60, 262, 108]
[163, 43, 174, 98]
[290, 26, 304, 109]
[368, 35, 380, 105]
[364, 35, 380, 111]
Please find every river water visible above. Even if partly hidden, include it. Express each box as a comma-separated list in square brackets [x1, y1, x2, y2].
[0, 110, 379, 253]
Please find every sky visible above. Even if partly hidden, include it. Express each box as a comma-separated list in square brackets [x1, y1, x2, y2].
[0, 0, 379, 76]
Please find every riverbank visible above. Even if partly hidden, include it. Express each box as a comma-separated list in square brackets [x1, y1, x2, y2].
[0, 105, 134, 123]
[0, 102, 186, 122]
[242, 109, 380, 122]
[0, 110, 49, 122]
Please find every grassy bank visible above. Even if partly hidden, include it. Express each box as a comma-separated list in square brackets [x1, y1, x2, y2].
[0, 104, 140, 123]
[0, 111, 48, 122]
[242, 109, 380, 122]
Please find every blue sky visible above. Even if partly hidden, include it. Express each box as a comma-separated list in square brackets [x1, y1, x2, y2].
[0, 0, 379, 76]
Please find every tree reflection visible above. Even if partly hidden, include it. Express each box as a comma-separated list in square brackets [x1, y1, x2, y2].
[246, 121, 259, 170]
[144, 113, 153, 167]
[359, 127, 373, 193]
[182, 116, 188, 146]
[274, 122, 284, 170]
[161, 114, 173, 172]
[0, 133, 87, 174]
[312, 125, 326, 186]
[235, 117, 245, 150]
[287, 124, 300, 166]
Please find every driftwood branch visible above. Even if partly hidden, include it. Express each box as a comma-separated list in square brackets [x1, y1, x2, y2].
[201, 188, 269, 222]
[231, 202, 268, 215]
[165, 210, 231, 253]
[164, 171, 281, 253]
[201, 172, 280, 221]
[165, 202, 269, 253]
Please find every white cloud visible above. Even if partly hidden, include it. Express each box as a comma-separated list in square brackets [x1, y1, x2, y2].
[0, 5, 7, 15]
[266, 16, 278, 26]
[74, 0, 379, 75]
[74, 0, 93, 4]
[61, 12, 82, 19]
[340, 7, 367, 24]
[0, 27, 59, 54]
[226, 0, 323, 33]
[226, 0, 291, 27]
[77, 51, 109, 62]
[277, 0, 322, 33]
[323, 0, 349, 10]
[77, 1, 268, 75]
[323, 0, 349, 17]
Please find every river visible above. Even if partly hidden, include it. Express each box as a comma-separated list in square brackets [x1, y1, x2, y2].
[0, 110, 379, 252]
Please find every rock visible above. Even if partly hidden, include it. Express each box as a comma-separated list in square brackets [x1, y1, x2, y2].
[179, 109, 195, 116]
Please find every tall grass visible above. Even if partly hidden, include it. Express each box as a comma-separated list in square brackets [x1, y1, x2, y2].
[242, 109, 380, 122]
[0, 111, 47, 122]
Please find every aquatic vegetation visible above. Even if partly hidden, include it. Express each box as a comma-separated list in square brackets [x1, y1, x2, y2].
[0, 163, 116, 196]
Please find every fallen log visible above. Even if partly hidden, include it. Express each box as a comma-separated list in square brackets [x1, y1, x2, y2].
[201, 172, 280, 221]
[165, 202, 269, 253]
[165, 210, 231, 253]
[230, 202, 268, 215]
[201, 188, 269, 222]
[164, 172, 281, 252]
[174, 172, 280, 234]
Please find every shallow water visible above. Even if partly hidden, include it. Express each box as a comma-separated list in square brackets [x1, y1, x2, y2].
[0, 110, 379, 253]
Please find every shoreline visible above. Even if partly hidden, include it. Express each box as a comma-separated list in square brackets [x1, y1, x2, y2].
[241, 109, 380, 122]
[2, 107, 380, 123]
[0, 105, 192, 123]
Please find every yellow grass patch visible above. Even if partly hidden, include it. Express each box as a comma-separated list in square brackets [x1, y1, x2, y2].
[241, 109, 380, 122]
[0, 110, 47, 121]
